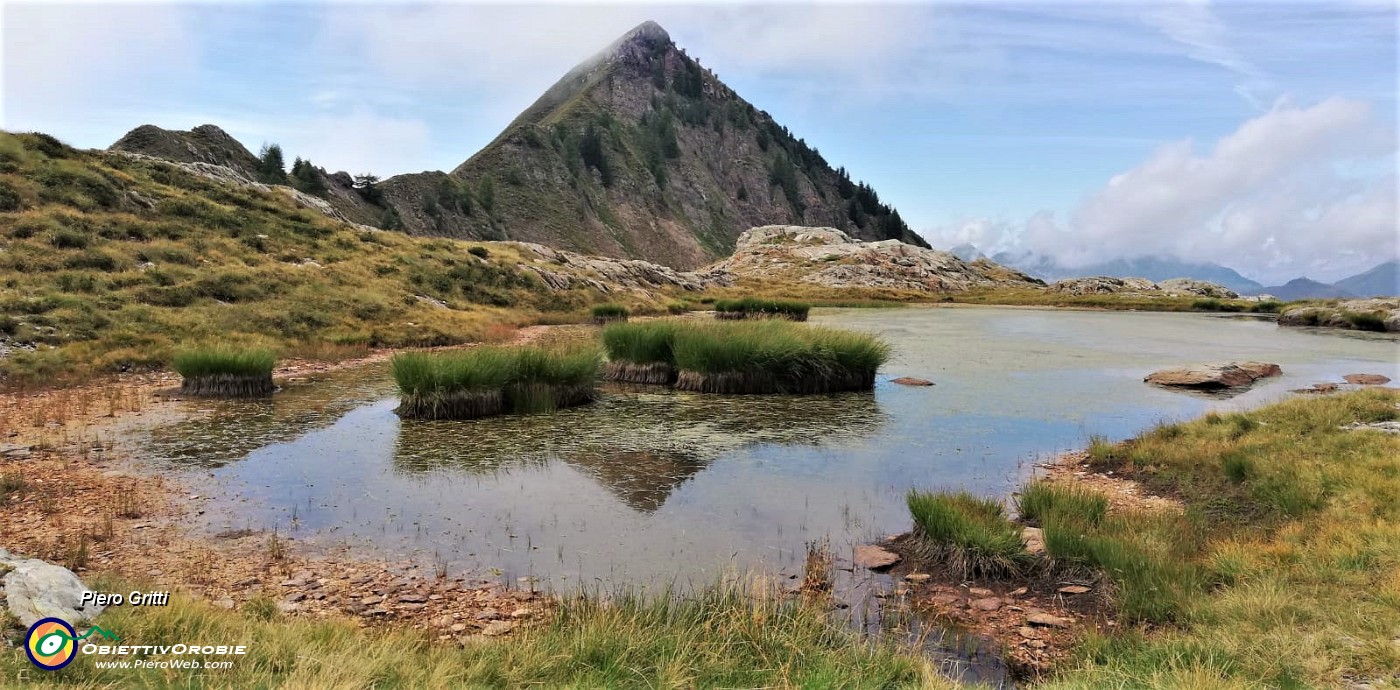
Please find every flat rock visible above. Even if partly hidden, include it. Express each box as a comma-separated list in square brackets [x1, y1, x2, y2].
[1022, 527, 1046, 556]
[1145, 361, 1281, 390]
[0, 549, 103, 627]
[480, 620, 516, 636]
[1026, 612, 1071, 628]
[1057, 585, 1092, 595]
[970, 597, 1003, 611]
[891, 377, 935, 386]
[1344, 374, 1391, 385]
[903, 573, 931, 583]
[0, 444, 32, 459]
[853, 544, 900, 570]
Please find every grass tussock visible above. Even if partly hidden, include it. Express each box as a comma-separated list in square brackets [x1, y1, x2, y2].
[171, 345, 275, 396]
[1015, 479, 1107, 528]
[906, 490, 1033, 579]
[713, 296, 811, 321]
[0, 581, 945, 689]
[601, 319, 889, 394]
[590, 303, 629, 324]
[391, 345, 601, 419]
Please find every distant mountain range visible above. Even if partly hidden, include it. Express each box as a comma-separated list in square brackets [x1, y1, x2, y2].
[958, 246, 1398, 299]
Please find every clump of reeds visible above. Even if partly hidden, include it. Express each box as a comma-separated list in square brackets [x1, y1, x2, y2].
[392, 345, 601, 420]
[172, 346, 276, 397]
[591, 303, 630, 324]
[905, 490, 1034, 579]
[672, 321, 888, 394]
[600, 321, 680, 384]
[713, 297, 811, 321]
[601, 320, 886, 394]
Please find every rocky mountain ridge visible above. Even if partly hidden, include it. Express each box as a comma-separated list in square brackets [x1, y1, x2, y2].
[107, 21, 927, 270]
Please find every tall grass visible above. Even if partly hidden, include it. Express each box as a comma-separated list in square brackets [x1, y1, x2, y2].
[672, 321, 889, 394]
[600, 320, 682, 384]
[171, 346, 276, 396]
[591, 303, 629, 323]
[1015, 479, 1107, 527]
[1, 580, 940, 688]
[906, 490, 1032, 578]
[392, 345, 601, 419]
[171, 346, 275, 378]
[713, 296, 811, 321]
[601, 320, 888, 394]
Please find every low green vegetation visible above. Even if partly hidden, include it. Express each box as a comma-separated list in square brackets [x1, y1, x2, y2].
[904, 389, 1399, 687]
[1343, 310, 1387, 331]
[171, 345, 276, 396]
[590, 303, 630, 323]
[906, 490, 1032, 578]
[391, 345, 601, 419]
[713, 296, 811, 321]
[2, 580, 944, 689]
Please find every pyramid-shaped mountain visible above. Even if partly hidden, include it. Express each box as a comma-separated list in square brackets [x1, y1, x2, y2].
[379, 21, 928, 268]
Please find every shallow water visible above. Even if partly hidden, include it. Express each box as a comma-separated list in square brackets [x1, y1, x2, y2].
[133, 307, 1398, 592]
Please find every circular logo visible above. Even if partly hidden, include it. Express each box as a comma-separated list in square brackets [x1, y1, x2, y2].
[25, 618, 77, 671]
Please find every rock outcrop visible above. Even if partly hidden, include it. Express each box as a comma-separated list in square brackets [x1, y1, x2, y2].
[0, 549, 103, 627]
[705, 226, 1042, 293]
[511, 242, 724, 293]
[1049, 276, 1238, 298]
[110, 124, 260, 175]
[1145, 362, 1282, 390]
[1277, 299, 1400, 332]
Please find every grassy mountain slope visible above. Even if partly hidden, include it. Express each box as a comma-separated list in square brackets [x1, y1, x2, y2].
[0, 131, 630, 386]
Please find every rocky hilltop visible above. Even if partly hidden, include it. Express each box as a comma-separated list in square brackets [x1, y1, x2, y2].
[1048, 276, 1241, 299]
[704, 226, 1041, 292]
[110, 124, 260, 174]
[108, 22, 927, 270]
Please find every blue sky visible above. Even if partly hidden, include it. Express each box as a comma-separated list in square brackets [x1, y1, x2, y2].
[2, 1, 1396, 283]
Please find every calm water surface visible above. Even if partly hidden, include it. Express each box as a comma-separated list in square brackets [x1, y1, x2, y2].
[131, 307, 1399, 590]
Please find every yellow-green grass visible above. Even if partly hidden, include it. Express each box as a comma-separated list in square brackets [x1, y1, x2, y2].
[1015, 479, 1107, 528]
[600, 320, 682, 384]
[906, 490, 1035, 578]
[0, 131, 632, 389]
[0, 579, 951, 689]
[590, 303, 629, 323]
[391, 344, 601, 419]
[171, 345, 277, 397]
[713, 296, 811, 321]
[1036, 388, 1400, 687]
[601, 320, 890, 394]
[676, 320, 889, 394]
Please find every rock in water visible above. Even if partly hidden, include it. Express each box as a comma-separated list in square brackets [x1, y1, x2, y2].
[853, 544, 901, 570]
[0, 549, 103, 626]
[1343, 374, 1391, 386]
[891, 377, 935, 386]
[1145, 362, 1281, 390]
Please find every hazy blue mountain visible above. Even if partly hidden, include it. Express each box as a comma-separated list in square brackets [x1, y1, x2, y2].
[984, 250, 1265, 295]
[1333, 260, 1399, 297]
[1259, 278, 1357, 301]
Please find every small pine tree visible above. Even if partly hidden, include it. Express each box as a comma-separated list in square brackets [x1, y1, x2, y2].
[256, 144, 288, 185]
[289, 157, 327, 195]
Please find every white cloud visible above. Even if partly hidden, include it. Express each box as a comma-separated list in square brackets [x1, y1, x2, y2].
[272, 109, 434, 177]
[946, 99, 1397, 284]
[1142, 0, 1272, 108]
[1, 3, 199, 130]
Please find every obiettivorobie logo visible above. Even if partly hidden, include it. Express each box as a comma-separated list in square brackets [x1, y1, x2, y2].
[25, 618, 120, 671]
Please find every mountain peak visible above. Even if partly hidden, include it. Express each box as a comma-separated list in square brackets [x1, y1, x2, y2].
[623, 20, 670, 44]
